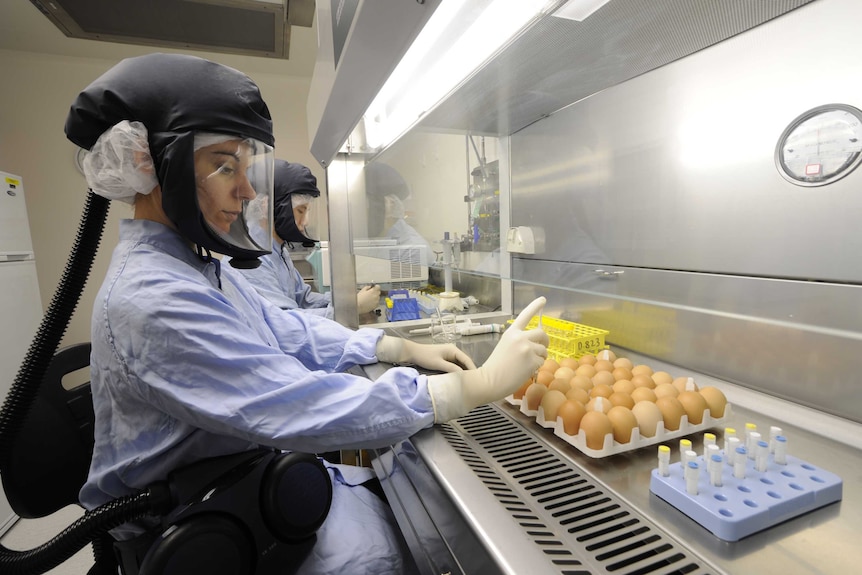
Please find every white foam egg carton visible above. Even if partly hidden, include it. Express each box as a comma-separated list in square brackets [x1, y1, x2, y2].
[504, 395, 733, 458]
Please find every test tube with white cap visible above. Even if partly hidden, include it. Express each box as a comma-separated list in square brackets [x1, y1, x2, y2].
[774, 435, 788, 465]
[685, 461, 699, 495]
[709, 453, 723, 487]
[769, 426, 783, 453]
[706, 443, 720, 467]
[726, 436, 741, 466]
[756, 440, 769, 472]
[747, 431, 761, 459]
[744, 422, 757, 447]
[734, 446, 747, 479]
[723, 427, 737, 454]
[703, 432, 716, 459]
[657, 445, 671, 477]
[683, 449, 698, 468]
[680, 438, 692, 461]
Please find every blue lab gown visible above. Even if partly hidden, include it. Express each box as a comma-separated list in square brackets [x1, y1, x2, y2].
[234, 238, 334, 317]
[82, 219, 430, 574]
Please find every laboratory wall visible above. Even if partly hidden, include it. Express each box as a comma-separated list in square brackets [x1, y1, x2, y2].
[0, 48, 319, 350]
[508, 0, 862, 424]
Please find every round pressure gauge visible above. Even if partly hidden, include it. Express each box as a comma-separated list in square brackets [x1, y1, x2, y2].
[775, 104, 862, 186]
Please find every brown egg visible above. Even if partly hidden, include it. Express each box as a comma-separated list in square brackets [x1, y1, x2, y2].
[608, 391, 635, 409]
[580, 410, 613, 450]
[612, 379, 635, 395]
[613, 357, 634, 370]
[612, 366, 633, 381]
[554, 366, 576, 382]
[558, 400, 587, 436]
[540, 390, 569, 422]
[651, 371, 673, 386]
[699, 386, 728, 418]
[673, 376, 698, 393]
[677, 390, 708, 425]
[594, 359, 614, 373]
[653, 382, 679, 400]
[559, 357, 580, 371]
[631, 401, 663, 437]
[566, 387, 590, 405]
[524, 383, 548, 411]
[630, 387, 657, 404]
[631, 364, 654, 377]
[590, 383, 614, 399]
[655, 396, 686, 431]
[586, 396, 612, 414]
[535, 370, 554, 387]
[575, 364, 597, 379]
[631, 374, 656, 389]
[549, 378, 572, 394]
[596, 349, 617, 362]
[591, 370, 615, 388]
[607, 406, 638, 443]
[570, 374, 594, 393]
[539, 358, 560, 373]
[578, 354, 597, 366]
[512, 378, 533, 400]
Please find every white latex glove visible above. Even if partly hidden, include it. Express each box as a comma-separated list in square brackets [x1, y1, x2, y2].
[356, 284, 381, 314]
[426, 297, 548, 423]
[376, 336, 476, 373]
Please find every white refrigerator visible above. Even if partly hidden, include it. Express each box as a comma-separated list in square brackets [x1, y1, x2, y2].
[0, 170, 44, 535]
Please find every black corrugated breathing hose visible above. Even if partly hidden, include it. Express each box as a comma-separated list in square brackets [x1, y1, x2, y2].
[0, 192, 174, 573]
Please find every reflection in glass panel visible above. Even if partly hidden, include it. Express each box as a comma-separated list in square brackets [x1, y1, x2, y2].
[338, 131, 506, 317]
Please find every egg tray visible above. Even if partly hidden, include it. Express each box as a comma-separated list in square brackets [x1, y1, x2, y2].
[504, 396, 732, 458]
[649, 453, 843, 541]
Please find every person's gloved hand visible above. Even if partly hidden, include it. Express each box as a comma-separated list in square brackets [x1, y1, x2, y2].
[376, 336, 476, 373]
[426, 297, 548, 422]
[356, 284, 381, 314]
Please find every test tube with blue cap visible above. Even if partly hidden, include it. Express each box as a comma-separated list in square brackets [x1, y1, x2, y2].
[733, 446, 747, 479]
[709, 453, 723, 487]
[685, 461, 699, 495]
[774, 435, 788, 465]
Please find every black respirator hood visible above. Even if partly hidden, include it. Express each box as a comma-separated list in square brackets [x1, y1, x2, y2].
[273, 160, 320, 248]
[64, 53, 275, 267]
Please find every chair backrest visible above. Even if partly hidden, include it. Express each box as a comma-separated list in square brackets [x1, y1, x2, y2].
[4, 342, 95, 518]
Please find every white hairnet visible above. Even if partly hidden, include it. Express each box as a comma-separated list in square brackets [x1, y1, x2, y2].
[384, 194, 405, 220]
[82, 120, 158, 204]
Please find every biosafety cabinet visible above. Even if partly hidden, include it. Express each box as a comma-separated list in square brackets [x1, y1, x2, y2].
[307, 1, 862, 573]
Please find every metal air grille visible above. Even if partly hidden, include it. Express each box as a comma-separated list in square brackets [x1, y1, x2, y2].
[439, 404, 719, 575]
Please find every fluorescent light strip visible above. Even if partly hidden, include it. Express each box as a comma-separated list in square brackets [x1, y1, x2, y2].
[363, 0, 552, 150]
[553, 0, 611, 22]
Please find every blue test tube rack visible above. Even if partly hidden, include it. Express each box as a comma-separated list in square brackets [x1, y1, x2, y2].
[650, 449, 842, 541]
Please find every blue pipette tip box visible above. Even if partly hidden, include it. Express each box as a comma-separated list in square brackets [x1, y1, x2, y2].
[650, 454, 842, 541]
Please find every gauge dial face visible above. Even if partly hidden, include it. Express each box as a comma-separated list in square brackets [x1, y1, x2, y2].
[776, 104, 862, 186]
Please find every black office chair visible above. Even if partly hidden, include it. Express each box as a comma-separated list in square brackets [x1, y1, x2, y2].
[4, 342, 95, 520]
[0, 342, 333, 575]
[1, 342, 121, 574]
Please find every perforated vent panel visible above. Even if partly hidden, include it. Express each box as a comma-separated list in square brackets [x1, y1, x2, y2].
[440, 405, 720, 575]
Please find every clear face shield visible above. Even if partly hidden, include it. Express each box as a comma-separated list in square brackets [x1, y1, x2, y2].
[194, 134, 274, 255]
[291, 193, 317, 242]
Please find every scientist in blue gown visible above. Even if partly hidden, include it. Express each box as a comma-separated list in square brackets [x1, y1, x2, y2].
[234, 160, 380, 317]
[65, 53, 548, 575]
